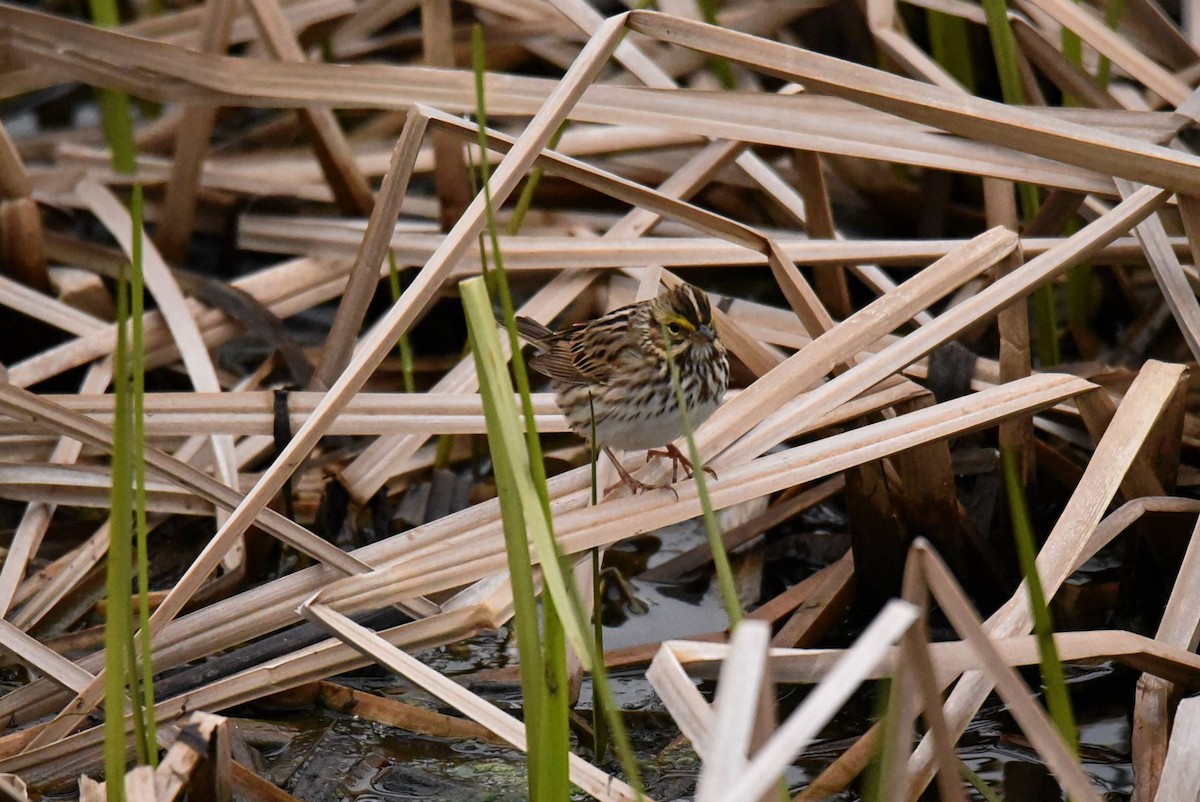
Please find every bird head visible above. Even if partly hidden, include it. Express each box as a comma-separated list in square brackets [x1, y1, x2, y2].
[649, 284, 720, 358]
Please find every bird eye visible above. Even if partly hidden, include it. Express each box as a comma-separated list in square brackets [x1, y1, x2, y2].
[666, 321, 682, 335]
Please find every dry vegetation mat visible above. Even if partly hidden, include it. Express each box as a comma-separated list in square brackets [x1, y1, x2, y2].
[2, 0, 1200, 797]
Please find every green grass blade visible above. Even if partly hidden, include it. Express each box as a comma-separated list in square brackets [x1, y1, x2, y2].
[587, 396, 608, 759]
[507, 123, 567, 236]
[129, 183, 155, 767]
[104, 268, 133, 800]
[662, 323, 742, 626]
[535, 593, 571, 801]
[1002, 446, 1078, 753]
[464, 282, 593, 662]
[590, 546, 608, 759]
[1061, 26, 1084, 105]
[468, 301, 548, 797]
[981, 0, 1059, 365]
[464, 279, 645, 796]
[1095, 0, 1126, 90]
[927, 10, 976, 89]
[980, 0, 1025, 105]
[470, 27, 643, 794]
[471, 28, 568, 798]
[87, 0, 156, 784]
[386, 250, 417, 393]
[960, 760, 1004, 802]
[694, 0, 736, 88]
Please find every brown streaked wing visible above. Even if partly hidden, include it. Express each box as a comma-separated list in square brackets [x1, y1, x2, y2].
[528, 347, 591, 385]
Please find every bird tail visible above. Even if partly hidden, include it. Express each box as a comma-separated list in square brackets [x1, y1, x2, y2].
[507, 315, 554, 347]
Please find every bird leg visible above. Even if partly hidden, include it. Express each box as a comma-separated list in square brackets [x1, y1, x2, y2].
[603, 446, 678, 499]
[645, 442, 718, 484]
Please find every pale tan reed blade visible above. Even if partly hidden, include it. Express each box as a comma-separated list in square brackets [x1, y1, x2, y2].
[0, 390, 566, 436]
[9, 519, 117, 632]
[0, 271, 107, 337]
[244, 0, 376, 216]
[984, 178, 1034, 483]
[0, 619, 92, 693]
[1116, 178, 1200, 362]
[793, 149, 851, 318]
[909, 542, 1102, 802]
[721, 601, 918, 802]
[313, 372, 1095, 615]
[0, 463, 216, 514]
[315, 110, 429, 388]
[695, 621, 772, 802]
[1016, 0, 1190, 105]
[1081, 497, 1200, 563]
[420, 0, 470, 231]
[647, 642, 717, 753]
[1153, 697, 1200, 802]
[0, 774, 28, 802]
[154, 712, 231, 802]
[623, 11, 1200, 194]
[76, 177, 245, 571]
[122, 766, 155, 802]
[154, 0, 238, 263]
[1010, 19, 1124, 110]
[0, 361, 109, 616]
[900, 361, 1188, 799]
[299, 600, 647, 802]
[0, 579, 511, 781]
[770, 550, 855, 649]
[660, 619, 1200, 685]
[894, 604, 965, 801]
[235, 221, 1192, 270]
[1133, 512, 1200, 800]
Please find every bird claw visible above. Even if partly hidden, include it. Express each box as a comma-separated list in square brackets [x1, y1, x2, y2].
[646, 443, 717, 484]
[605, 472, 679, 501]
[604, 447, 678, 499]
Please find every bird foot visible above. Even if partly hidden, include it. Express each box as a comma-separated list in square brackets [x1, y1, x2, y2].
[604, 447, 678, 499]
[646, 443, 717, 484]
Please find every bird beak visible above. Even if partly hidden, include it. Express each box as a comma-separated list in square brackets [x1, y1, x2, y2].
[694, 324, 716, 343]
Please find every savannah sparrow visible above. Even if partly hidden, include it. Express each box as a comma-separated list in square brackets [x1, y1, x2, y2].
[514, 283, 729, 494]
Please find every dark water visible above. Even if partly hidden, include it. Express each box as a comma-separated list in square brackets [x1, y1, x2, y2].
[253, 513, 1137, 801]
